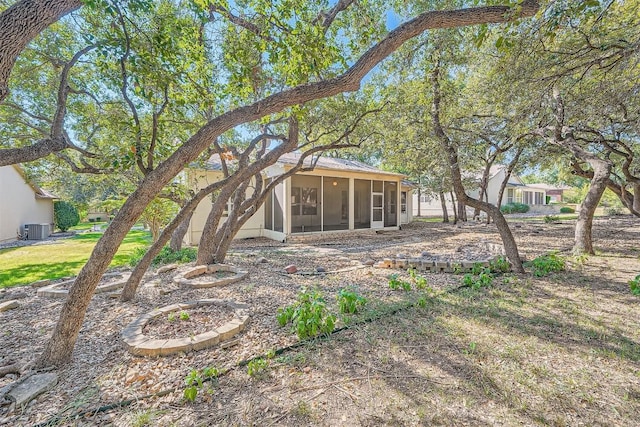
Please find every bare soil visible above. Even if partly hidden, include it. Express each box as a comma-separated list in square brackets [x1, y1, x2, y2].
[0, 216, 639, 426]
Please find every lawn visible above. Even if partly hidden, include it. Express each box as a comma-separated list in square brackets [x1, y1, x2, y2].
[0, 226, 150, 288]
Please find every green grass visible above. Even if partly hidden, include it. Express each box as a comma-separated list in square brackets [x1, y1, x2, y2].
[413, 216, 447, 223]
[0, 227, 151, 288]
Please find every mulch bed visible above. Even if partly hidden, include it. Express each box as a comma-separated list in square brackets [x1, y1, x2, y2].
[142, 305, 237, 340]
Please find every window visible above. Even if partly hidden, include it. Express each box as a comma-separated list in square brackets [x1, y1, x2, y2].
[507, 189, 514, 204]
[291, 187, 318, 215]
[535, 192, 544, 205]
[401, 192, 407, 214]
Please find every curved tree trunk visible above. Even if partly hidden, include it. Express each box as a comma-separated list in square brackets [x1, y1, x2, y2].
[34, 0, 540, 368]
[431, 59, 523, 272]
[120, 180, 229, 301]
[0, 0, 82, 103]
[439, 191, 449, 223]
[573, 158, 612, 255]
[450, 190, 458, 224]
[169, 212, 193, 251]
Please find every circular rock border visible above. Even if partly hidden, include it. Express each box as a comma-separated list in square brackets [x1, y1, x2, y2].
[121, 299, 250, 357]
[36, 272, 131, 298]
[173, 264, 248, 288]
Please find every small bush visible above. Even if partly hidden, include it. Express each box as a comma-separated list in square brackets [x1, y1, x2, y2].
[489, 257, 511, 273]
[247, 358, 269, 377]
[88, 218, 96, 223]
[500, 203, 530, 214]
[54, 201, 80, 232]
[388, 273, 411, 291]
[128, 246, 197, 267]
[544, 215, 560, 224]
[559, 206, 575, 214]
[276, 289, 336, 339]
[605, 205, 624, 216]
[337, 288, 367, 314]
[526, 253, 565, 276]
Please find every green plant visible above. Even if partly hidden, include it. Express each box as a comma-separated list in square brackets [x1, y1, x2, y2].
[606, 205, 623, 216]
[54, 201, 80, 232]
[500, 203, 530, 214]
[247, 358, 269, 377]
[471, 262, 488, 275]
[337, 288, 367, 314]
[183, 369, 203, 402]
[276, 289, 336, 339]
[179, 310, 190, 321]
[489, 257, 511, 273]
[183, 366, 219, 402]
[388, 273, 411, 291]
[629, 275, 640, 296]
[167, 312, 176, 322]
[416, 296, 428, 308]
[526, 253, 565, 276]
[408, 268, 428, 289]
[462, 271, 493, 290]
[128, 245, 197, 267]
[560, 206, 575, 214]
[544, 215, 560, 224]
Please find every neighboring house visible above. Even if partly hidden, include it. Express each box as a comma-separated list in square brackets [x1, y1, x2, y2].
[412, 165, 548, 216]
[525, 183, 571, 203]
[186, 153, 414, 244]
[0, 165, 57, 243]
[86, 210, 109, 222]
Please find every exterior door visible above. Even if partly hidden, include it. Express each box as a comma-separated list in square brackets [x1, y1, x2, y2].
[400, 191, 408, 224]
[372, 192, 384, 228]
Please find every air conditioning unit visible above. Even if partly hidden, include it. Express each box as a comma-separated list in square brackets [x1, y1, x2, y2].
[25, 223, 50, 240]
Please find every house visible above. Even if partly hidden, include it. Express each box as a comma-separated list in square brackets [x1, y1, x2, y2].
[413, 165, 548, 216]
[524, 183, 570, 203]
[186, 153, 414, 244]
[0, 165, 57, 243]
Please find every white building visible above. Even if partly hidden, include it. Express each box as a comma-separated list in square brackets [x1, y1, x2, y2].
[413, 165, 548, 217]
[0, 165, 56, 243]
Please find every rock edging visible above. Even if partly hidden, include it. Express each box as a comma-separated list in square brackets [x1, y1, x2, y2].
[121, 299, 250, 357]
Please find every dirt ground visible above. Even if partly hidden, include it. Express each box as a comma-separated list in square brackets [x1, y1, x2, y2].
[1, 216, 639, 426]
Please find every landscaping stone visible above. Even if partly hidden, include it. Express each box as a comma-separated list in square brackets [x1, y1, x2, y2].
[284, 265, 298, 274]
[255, 257, 268, 264]
[122, 300, 251, 356]
[363, 259, 375, 266]
[30, 279, 50, 288]
[0, 300, 19, 312]
[315, 266, 326, 273]
[8, 292, 28, 300]
[157, 264, 178, 274]
[7, 373, 58, 410]
[396, 253, 408, 259]
[174, 264, 249, 288]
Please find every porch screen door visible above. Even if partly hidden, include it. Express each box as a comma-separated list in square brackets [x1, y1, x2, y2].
[372, 192, 384, 228]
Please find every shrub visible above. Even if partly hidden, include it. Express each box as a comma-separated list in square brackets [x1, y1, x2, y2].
[337, 288, 367, 314]
[500, 203, 530, 214]
[128, 246, 197, 267]
[629, 275, 640, 296]
[388, 273, 411, 291]
[544, 215, 560, 224]
[54, 201, 80, 232]
[489, 256, 511, 273]
[605, 205, 623, 216]
[526, 253, 565, 277]
[276, 289, 336, 339]
[559, 206, 575, 214]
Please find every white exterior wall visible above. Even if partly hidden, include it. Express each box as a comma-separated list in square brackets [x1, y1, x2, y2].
[185, 169, 266, 246]
[0, 166, 54, 243]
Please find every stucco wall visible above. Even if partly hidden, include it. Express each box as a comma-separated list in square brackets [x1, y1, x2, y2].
[0, 166, 54, 243]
